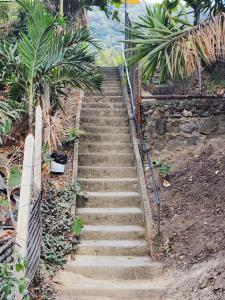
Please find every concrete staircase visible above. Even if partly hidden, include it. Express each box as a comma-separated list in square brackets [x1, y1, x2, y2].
[55, 67, 167, 300]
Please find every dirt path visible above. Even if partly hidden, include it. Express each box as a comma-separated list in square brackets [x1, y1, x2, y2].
[149, 137, 225, 299]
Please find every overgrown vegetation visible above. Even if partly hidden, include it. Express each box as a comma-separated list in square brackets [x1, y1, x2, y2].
[126, 0, 225, 82]
[0, 256, 30, 300]
[29, 183, 85, 299]
[41, 183, 81, 268]
[0, 0, 103, 148]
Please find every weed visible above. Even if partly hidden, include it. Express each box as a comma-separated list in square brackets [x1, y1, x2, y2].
[65, 128, 85, 143]
[153, 159, 171, 177]
[0, 256, 30, 300]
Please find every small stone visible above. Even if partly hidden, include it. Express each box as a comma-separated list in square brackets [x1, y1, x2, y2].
[186, 136, 199, 146]
[182, 109, 193, 117]
[199, 117, 219, 135]
[199, 277, 209, 289]
[181, 123, 197, 134]
[201, 111, 209, 117]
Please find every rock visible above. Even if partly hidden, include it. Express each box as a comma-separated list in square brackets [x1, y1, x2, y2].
[168, 120, 180, 133]
[171, 112, 182, 118]
[199, 117, 219, 135]
[186, 136, 199, 146]
[201, 111, 209, 117]
[155, 118, 167, 135]
[199, 276, 209, 289]
[218, 116, 225, 134]
[181, 123, 197, 134]
[182, 109, 193, 117]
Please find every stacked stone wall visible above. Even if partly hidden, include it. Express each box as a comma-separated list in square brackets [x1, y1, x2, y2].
[142, 98, 225, 151]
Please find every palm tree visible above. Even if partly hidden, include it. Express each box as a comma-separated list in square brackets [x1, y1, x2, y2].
[126, 1, 225, 82]
[49, 0, 122, 26]
[125, 2, 192, 82]
[0, 0, 102, 147]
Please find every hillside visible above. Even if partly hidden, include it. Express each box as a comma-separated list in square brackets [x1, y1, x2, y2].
[88, 3, 147, 49]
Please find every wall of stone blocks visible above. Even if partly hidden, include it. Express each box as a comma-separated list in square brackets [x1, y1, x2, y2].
[142, 98, 225, 152]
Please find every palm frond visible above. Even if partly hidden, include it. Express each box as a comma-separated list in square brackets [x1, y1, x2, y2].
[127, 2, 225, 81]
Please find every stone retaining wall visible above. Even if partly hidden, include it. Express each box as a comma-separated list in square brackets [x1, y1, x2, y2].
[142, 98, 225, 152]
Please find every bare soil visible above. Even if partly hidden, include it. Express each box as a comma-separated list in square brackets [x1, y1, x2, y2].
[149, 137, 225, 299]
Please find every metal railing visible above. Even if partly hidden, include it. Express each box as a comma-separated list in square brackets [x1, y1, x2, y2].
[26, 191, 42, 283]
[122, 11, 161, 234]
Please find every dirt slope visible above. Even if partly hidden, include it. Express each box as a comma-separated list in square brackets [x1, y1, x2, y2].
[149, 137, 225, 299]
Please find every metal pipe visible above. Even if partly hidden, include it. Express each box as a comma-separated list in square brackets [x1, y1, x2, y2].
[141, 94, 225, 100]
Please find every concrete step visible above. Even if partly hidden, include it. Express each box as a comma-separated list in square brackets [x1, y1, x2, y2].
[82, 102, 126, 109]
[78, 153, 134, 167]
[85, 91, 122, 97]
[99, 67, 119, 72]
[81, 133, 130, 144]
[80, 116, 128, 127]
[55, 275, 167, 300]
[78, 166, 136, 178]
[76, 240, 148, 256]
[77, 207, 143, 225]
[64, 256, 163, 280]
[81, 192, 140, 208]
[79, 143, 133, 154]
[81, 108, 127, 117]
[81, 125, 129, 135]
[82, 96, 124, 103]
[81, 225, 145, 240]
[80, 178, 138, 192]
[102, 81, 121, 86]
[103, 74, 120, 77]
[102, 83, 122, 88]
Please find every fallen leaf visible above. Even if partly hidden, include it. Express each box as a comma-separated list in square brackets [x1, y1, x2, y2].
[0, 229, 15, 240]
[163, 180, 171, 187]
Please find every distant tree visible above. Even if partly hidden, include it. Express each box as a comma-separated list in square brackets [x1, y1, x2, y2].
[48, 0, 122, 25]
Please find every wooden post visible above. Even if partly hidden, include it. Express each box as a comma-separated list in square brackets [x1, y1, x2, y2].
[15, 134, 34, 258]
[34, 106, 42, 192]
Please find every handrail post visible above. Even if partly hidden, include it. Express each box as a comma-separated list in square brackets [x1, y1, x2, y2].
[15, 134, 34, 299]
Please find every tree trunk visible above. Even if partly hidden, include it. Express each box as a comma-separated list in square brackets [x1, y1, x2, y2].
[194, 7, 201, 26]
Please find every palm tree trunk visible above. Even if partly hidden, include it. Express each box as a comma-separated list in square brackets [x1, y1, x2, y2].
[28, 89, 34, 134]
[194, 7, 201, 26]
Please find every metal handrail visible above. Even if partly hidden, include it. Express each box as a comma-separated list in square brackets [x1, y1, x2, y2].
[121, 46, 161, 234]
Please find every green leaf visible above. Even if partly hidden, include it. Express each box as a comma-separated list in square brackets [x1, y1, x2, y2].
[18, 278, 26, 293]
[8, 166, 22, 189]
[15, 261, 25, 273]
[71, 217, 85, 235]
[0, 198, 10, 209]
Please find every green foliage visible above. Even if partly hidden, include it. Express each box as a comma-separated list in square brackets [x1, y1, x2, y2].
[97, 48, 123, 66]
[43, 143, 54, 164]
[65, 128, 85, 143]
[0, 0, 103, 140]
[126, 1, 192, 82]
[153, 159, 171, 176]
[0, 3, 9, 24]
[0, 197, 10, 209]
[8, 166, 22, 189]
[0, 257, 30, 300]
[41, 183, 82, 268]
[51, 0, 122, 22]
[0, 100, 24, 145]
[71, 217, 85, 235]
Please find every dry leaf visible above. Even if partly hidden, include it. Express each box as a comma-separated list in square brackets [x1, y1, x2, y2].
[0, 229, 15, 240]
[163, 180, 171, 187]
